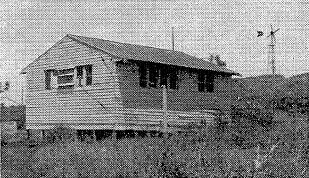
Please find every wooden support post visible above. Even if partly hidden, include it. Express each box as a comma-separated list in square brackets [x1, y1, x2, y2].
[134, 130, 139, 138]
[162, 85, 168, 133]
[303, 74, 309, 175]
[146, 132, 151, 138]
[112, 130, 117, 140]
[81, 130, 84, 142]
[92, 130, 96, 141]
[42, 130, 45, 141]
[161, 86, 169, 176]
[27, 129, 30, 139]
[73, 130, 78, 142]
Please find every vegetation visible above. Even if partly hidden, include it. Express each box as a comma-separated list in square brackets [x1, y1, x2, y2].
[0, 104, 26, 129]
[2, 108, 308, 178]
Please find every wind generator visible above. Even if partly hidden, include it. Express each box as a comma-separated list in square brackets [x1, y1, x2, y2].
[267, 25, 280, 75]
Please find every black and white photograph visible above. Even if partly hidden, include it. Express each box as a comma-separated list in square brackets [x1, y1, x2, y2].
[0, 0, 308, 177]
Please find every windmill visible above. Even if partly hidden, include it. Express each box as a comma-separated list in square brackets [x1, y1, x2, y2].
[267, 25, 280, 75]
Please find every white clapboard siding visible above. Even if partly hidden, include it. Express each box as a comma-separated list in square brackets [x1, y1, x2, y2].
[25, 36, 122, 129]
[118, 108, 216, 130]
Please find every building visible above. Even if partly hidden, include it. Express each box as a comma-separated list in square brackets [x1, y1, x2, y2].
[21, 34, 239, 136]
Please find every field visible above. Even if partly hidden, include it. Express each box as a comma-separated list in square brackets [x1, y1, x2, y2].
[1, 111, 309, 178]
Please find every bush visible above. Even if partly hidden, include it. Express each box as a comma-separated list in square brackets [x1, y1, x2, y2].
[44, 126, 76, 143]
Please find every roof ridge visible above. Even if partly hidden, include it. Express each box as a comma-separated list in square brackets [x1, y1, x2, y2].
[67, 34, 179, 53]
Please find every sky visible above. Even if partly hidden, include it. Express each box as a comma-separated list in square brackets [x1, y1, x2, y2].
[0, 0, 308, 105]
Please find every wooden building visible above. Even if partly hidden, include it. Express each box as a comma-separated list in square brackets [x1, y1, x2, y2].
[21, 34, 239, 134]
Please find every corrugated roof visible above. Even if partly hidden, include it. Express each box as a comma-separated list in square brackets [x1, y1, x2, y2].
[21, 34, 239, 75]
[67, 34, 239, 75]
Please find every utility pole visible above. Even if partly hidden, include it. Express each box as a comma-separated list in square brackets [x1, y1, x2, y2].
[171, 27, 175, 51]
[0, 88, 4, 121]
[306, 109, 309, 174]
[21, 88, 24, 105]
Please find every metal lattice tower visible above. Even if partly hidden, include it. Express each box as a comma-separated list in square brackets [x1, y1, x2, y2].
[267, 25, 280, 75]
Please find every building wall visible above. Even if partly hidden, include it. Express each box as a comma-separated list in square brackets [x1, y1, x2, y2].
[116, 61, 232, 130]
[25, 36, 122, 130]
[117, 61, 232, 112]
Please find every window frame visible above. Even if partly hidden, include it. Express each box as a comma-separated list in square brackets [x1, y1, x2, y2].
[44, 70, 53, 90]
[55, 68, 75, 90]
[139, 64, 148, 88]
[57, 74, 74, 85]
[148, 65, 158, 88]
[205, 73, 214, 92]
[198, 71, 205, 92]
[169, 67, 179, 90]
[85, 65, 92, 86]
[159, 66, 168, 87]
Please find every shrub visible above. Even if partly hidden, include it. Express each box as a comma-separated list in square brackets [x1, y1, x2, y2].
[44, 126, 76, 143]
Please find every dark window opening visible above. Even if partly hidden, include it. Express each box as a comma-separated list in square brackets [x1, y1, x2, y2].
[76, 66, 83, 87]
[206, 74, 214, 92]
[45, 70, 52, 90]
[57, 75, 74, 84]
[160, 67, 168, 87]
[198, 71, 205, 92]
[85, 65, 92, 86]
[139, 64, 147, 88]
[170, 68, 179, 90]
[148, 66, 158, 88]
[58, 85, 74, 90]
[76, 66, 83, 78]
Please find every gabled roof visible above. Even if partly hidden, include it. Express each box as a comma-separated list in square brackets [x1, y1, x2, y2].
[21, 34, 239, 75]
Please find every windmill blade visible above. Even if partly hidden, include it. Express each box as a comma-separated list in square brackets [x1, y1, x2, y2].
[273, 28, 280, 34]
[270, 24, 273, 31]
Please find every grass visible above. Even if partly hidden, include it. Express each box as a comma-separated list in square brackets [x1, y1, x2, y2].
[1, 112, 308, 177]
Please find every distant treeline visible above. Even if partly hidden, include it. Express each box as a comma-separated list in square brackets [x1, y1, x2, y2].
[0, 104, 26, 129]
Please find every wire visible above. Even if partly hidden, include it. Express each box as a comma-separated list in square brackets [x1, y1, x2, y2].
[80, 86, 107, 109]
[77, 57, 117, 111]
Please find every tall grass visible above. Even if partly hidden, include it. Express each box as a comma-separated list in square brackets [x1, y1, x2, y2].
[2, 109, 308, 177]
[27, 119, 308, 177]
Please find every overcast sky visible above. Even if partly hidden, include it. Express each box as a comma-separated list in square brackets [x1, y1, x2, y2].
[0, 0, 308, 105]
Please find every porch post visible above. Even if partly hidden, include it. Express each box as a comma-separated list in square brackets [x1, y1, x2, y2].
[162, 85, 168, 134]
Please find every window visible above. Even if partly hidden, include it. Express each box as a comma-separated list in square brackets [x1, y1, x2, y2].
[206, 74, 214, 92]
[139, 64, 147, 88]
[85, 65, 92, 86]
[139, 64, 179, 89]
[169, 68, 179, 90]
[44, 70, 52, 90]
[55, 68, 74, 90]
[75, 65, 92, 86]
[198, 71, 205, 92]
[160, 66, 168, 87]
[76, 66, 83, 86]
[149, 66, 158, 88]
[57, 75, 74, 84]
[76, 66, 83, 78]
